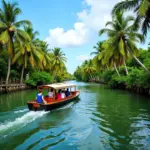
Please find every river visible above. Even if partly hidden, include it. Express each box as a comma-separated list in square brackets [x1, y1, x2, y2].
[0, 81, 150, 150]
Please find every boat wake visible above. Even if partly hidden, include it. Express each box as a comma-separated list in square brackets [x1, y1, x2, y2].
[0, 111, 49, 139]
[14, 108, 28, 113]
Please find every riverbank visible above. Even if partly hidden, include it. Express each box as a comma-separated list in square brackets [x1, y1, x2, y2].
[0, 84, 31, 93]
[88, 78, 150, 96]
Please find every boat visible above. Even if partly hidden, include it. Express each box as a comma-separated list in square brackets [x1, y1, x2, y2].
[27, 83, 80, 111]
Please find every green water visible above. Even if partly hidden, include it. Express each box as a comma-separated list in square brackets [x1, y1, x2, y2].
[0, 81, 150, 150]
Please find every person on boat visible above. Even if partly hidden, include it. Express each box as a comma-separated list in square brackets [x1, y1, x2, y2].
[36, 89, 47, 104]
[48, 88, 53, 97]
[61, 90, 66, 99]
[56, 90, 61, 100]
[65, 88, 70, 97]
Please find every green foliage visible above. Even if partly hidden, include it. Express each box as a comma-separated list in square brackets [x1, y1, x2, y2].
[112, 0, 150, 35]
[126, 68, 141, 88]
[107, 68, 150, 90]
[0, 51, 7, 78]
[25, 71, 54, 87]
[109, 75, 127, 89]
[102, 70, 115, 83]
[126, 68, 150, 88]
[10, 70, 20, 79]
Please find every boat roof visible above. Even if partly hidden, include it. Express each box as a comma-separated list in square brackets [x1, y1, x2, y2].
[38, 83, 76, 90]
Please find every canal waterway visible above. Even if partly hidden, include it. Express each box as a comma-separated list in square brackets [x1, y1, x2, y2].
[0, 81, 150, 150]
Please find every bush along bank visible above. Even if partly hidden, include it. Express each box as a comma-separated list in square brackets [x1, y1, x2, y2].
[102, 68, 150, 96]
[25, 70, 75, 88]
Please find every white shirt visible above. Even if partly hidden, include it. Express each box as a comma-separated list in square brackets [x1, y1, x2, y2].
[61, 93, 65, 99]
[48, 92, 53, 97]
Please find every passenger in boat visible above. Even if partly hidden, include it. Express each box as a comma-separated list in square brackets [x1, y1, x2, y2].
[56, 90, 61, 100]
[48, 89, 53, 97]
[65, 88, 70, 97]
[61, 90, 66, 99]
[36, 89, 47, 104]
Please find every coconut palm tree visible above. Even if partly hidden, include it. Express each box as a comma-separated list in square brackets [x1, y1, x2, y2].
[0, 0, 31, 84]
[51, 48, 67, 77]
[74, 66, 83, 81]
[84, 59, 96, 80]
[94, 40, 121, 76]
[12, 26, 43, 83]
[91, 41, 105, 56]
[35, 40, 52, 70]
[99, 11, 149, 74]
[24, 25, 39, 41]
[112, 0, 150, 36]
[13, 41, 44, 83]
[91, 41, 110, 71]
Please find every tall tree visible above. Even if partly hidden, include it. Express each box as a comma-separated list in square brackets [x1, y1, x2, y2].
[0, 0, 31, 84]
[99, 11, 149, 74]
[91, 41, 105, 56]
[91, 41, 110, 71]
[36, 40, 52, 70]
[112, 0, 150, 36]
[13, 26, 43, 83]
[84, 59, 96, 80]
[51, 48, 67, 77]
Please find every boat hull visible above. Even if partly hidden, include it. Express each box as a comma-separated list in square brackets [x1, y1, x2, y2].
[27, 92, 80, 111]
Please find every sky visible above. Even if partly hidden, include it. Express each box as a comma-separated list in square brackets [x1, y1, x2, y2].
[11, 0, 150, 73]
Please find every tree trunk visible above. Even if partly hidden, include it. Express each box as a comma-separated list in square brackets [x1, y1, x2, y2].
[114, 63, 120, 76]
[92, 74, 95, 81]
[106, 64, 109, 70]
[89, 74, 92, 81]
[20, 66, 25, 84]
[129, 50, 150, 73]
[123, 57, 128, 75]
[6, 56, 11, 84]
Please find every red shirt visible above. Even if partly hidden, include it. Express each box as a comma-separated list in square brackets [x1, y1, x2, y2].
[56, 93, 61, 100]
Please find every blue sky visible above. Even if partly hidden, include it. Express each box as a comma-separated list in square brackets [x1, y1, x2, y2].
[14, 0, 150, 73]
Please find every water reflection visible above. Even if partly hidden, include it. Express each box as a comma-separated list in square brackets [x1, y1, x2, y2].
[90, 86, 150, 149]
[0, 81, 150, 150]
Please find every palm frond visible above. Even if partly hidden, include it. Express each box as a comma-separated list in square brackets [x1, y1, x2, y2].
[112, 0, 139, 15]
[14, 20, 31, 27]
[138, 0, 149, 16]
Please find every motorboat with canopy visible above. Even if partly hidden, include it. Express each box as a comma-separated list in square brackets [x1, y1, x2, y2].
[27, 83, 80, 111]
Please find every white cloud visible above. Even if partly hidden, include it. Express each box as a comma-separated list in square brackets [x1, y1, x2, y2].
[45, 0, 121, 48]
[76, 54, 90, 61]
[77, 0, 120, 31]
[45, 22, 90, 48]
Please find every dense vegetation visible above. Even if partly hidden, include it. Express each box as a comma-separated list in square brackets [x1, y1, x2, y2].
[0, 0, 73, 86]
[74, 0, 150, 95]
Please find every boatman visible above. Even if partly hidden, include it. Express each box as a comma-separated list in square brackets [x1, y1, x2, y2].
[65, 88, 70, 97]
[36, 89, 47, 104]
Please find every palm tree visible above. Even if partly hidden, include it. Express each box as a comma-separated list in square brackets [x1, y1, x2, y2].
[24, 25, 39, 41]
[0, 0, 31, 84]
[91, 41, 110, 71]
[35, 40, 52, 70]
[74, 66, 83, 81]
[112, 0, 150, 36]
[94, 40, 121, 76]
[13, 26, 43, 83]
[91, 41, 105, 55]
[84, 60, 96, 80]
[99, 11, 149, 74]
[51, 48, 67, 77]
